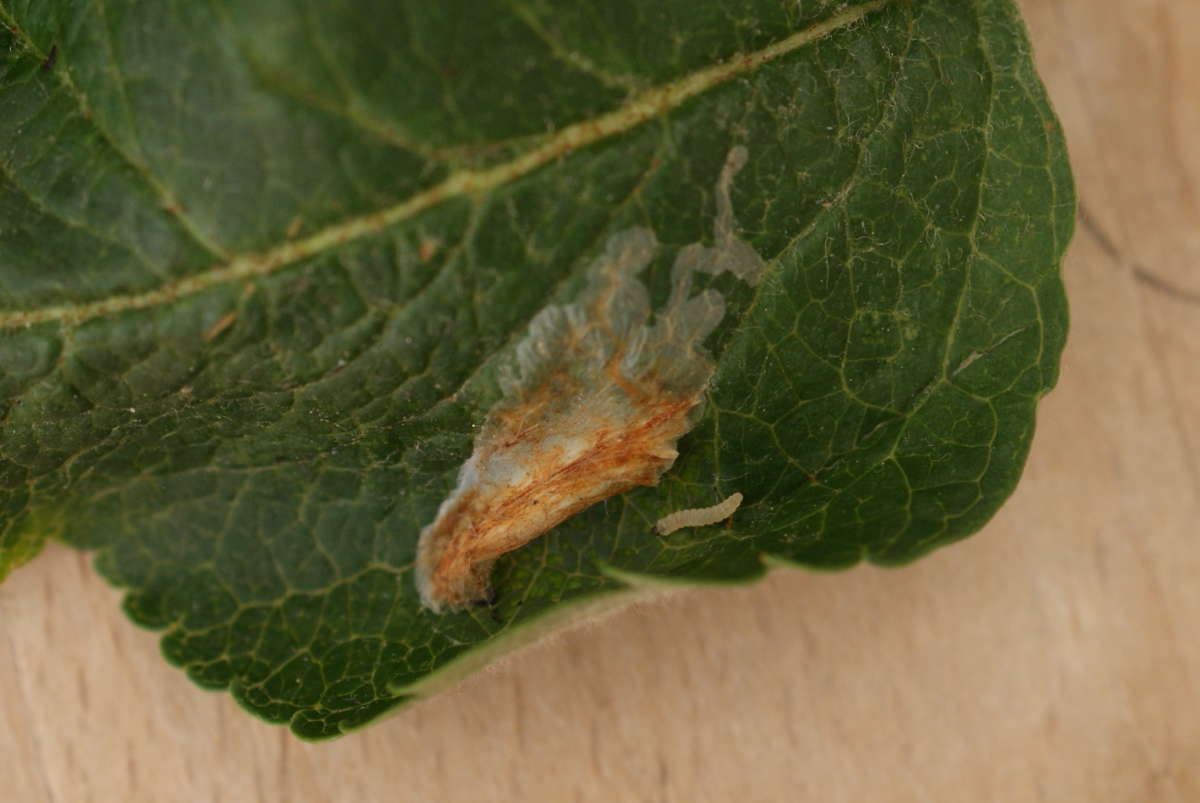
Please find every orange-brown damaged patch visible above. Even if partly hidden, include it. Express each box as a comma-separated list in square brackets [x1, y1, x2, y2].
[418, 238, 442, 261]
[415, 147, 765, 612]
[417, 381, 700, 611]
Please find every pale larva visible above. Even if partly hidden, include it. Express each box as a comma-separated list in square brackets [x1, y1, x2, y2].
[655, 492, 744, 536]
[416, 147, 765, 612]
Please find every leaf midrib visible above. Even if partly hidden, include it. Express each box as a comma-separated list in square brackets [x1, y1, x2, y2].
[0, 0, 889, 330]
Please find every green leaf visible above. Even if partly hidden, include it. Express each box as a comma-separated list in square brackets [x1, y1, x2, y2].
[0, 0, 1073, 738]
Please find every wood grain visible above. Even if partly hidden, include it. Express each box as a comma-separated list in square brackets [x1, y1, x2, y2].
[4, 1, 1199, 800]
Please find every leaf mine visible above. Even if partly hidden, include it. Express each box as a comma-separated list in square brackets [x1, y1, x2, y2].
[415, 147, 765, 611]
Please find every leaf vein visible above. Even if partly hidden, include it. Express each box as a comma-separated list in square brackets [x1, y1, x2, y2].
[0, 0, 891, 330]
[0, 1, 230, 261]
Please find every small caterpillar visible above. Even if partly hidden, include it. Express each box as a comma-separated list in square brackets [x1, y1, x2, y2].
[655, 492, 744, 536]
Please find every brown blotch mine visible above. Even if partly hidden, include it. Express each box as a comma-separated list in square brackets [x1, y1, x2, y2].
[416, 147, 764, 612]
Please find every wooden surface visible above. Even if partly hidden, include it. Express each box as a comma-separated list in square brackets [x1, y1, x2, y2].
[4, 1, 1199, 800]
